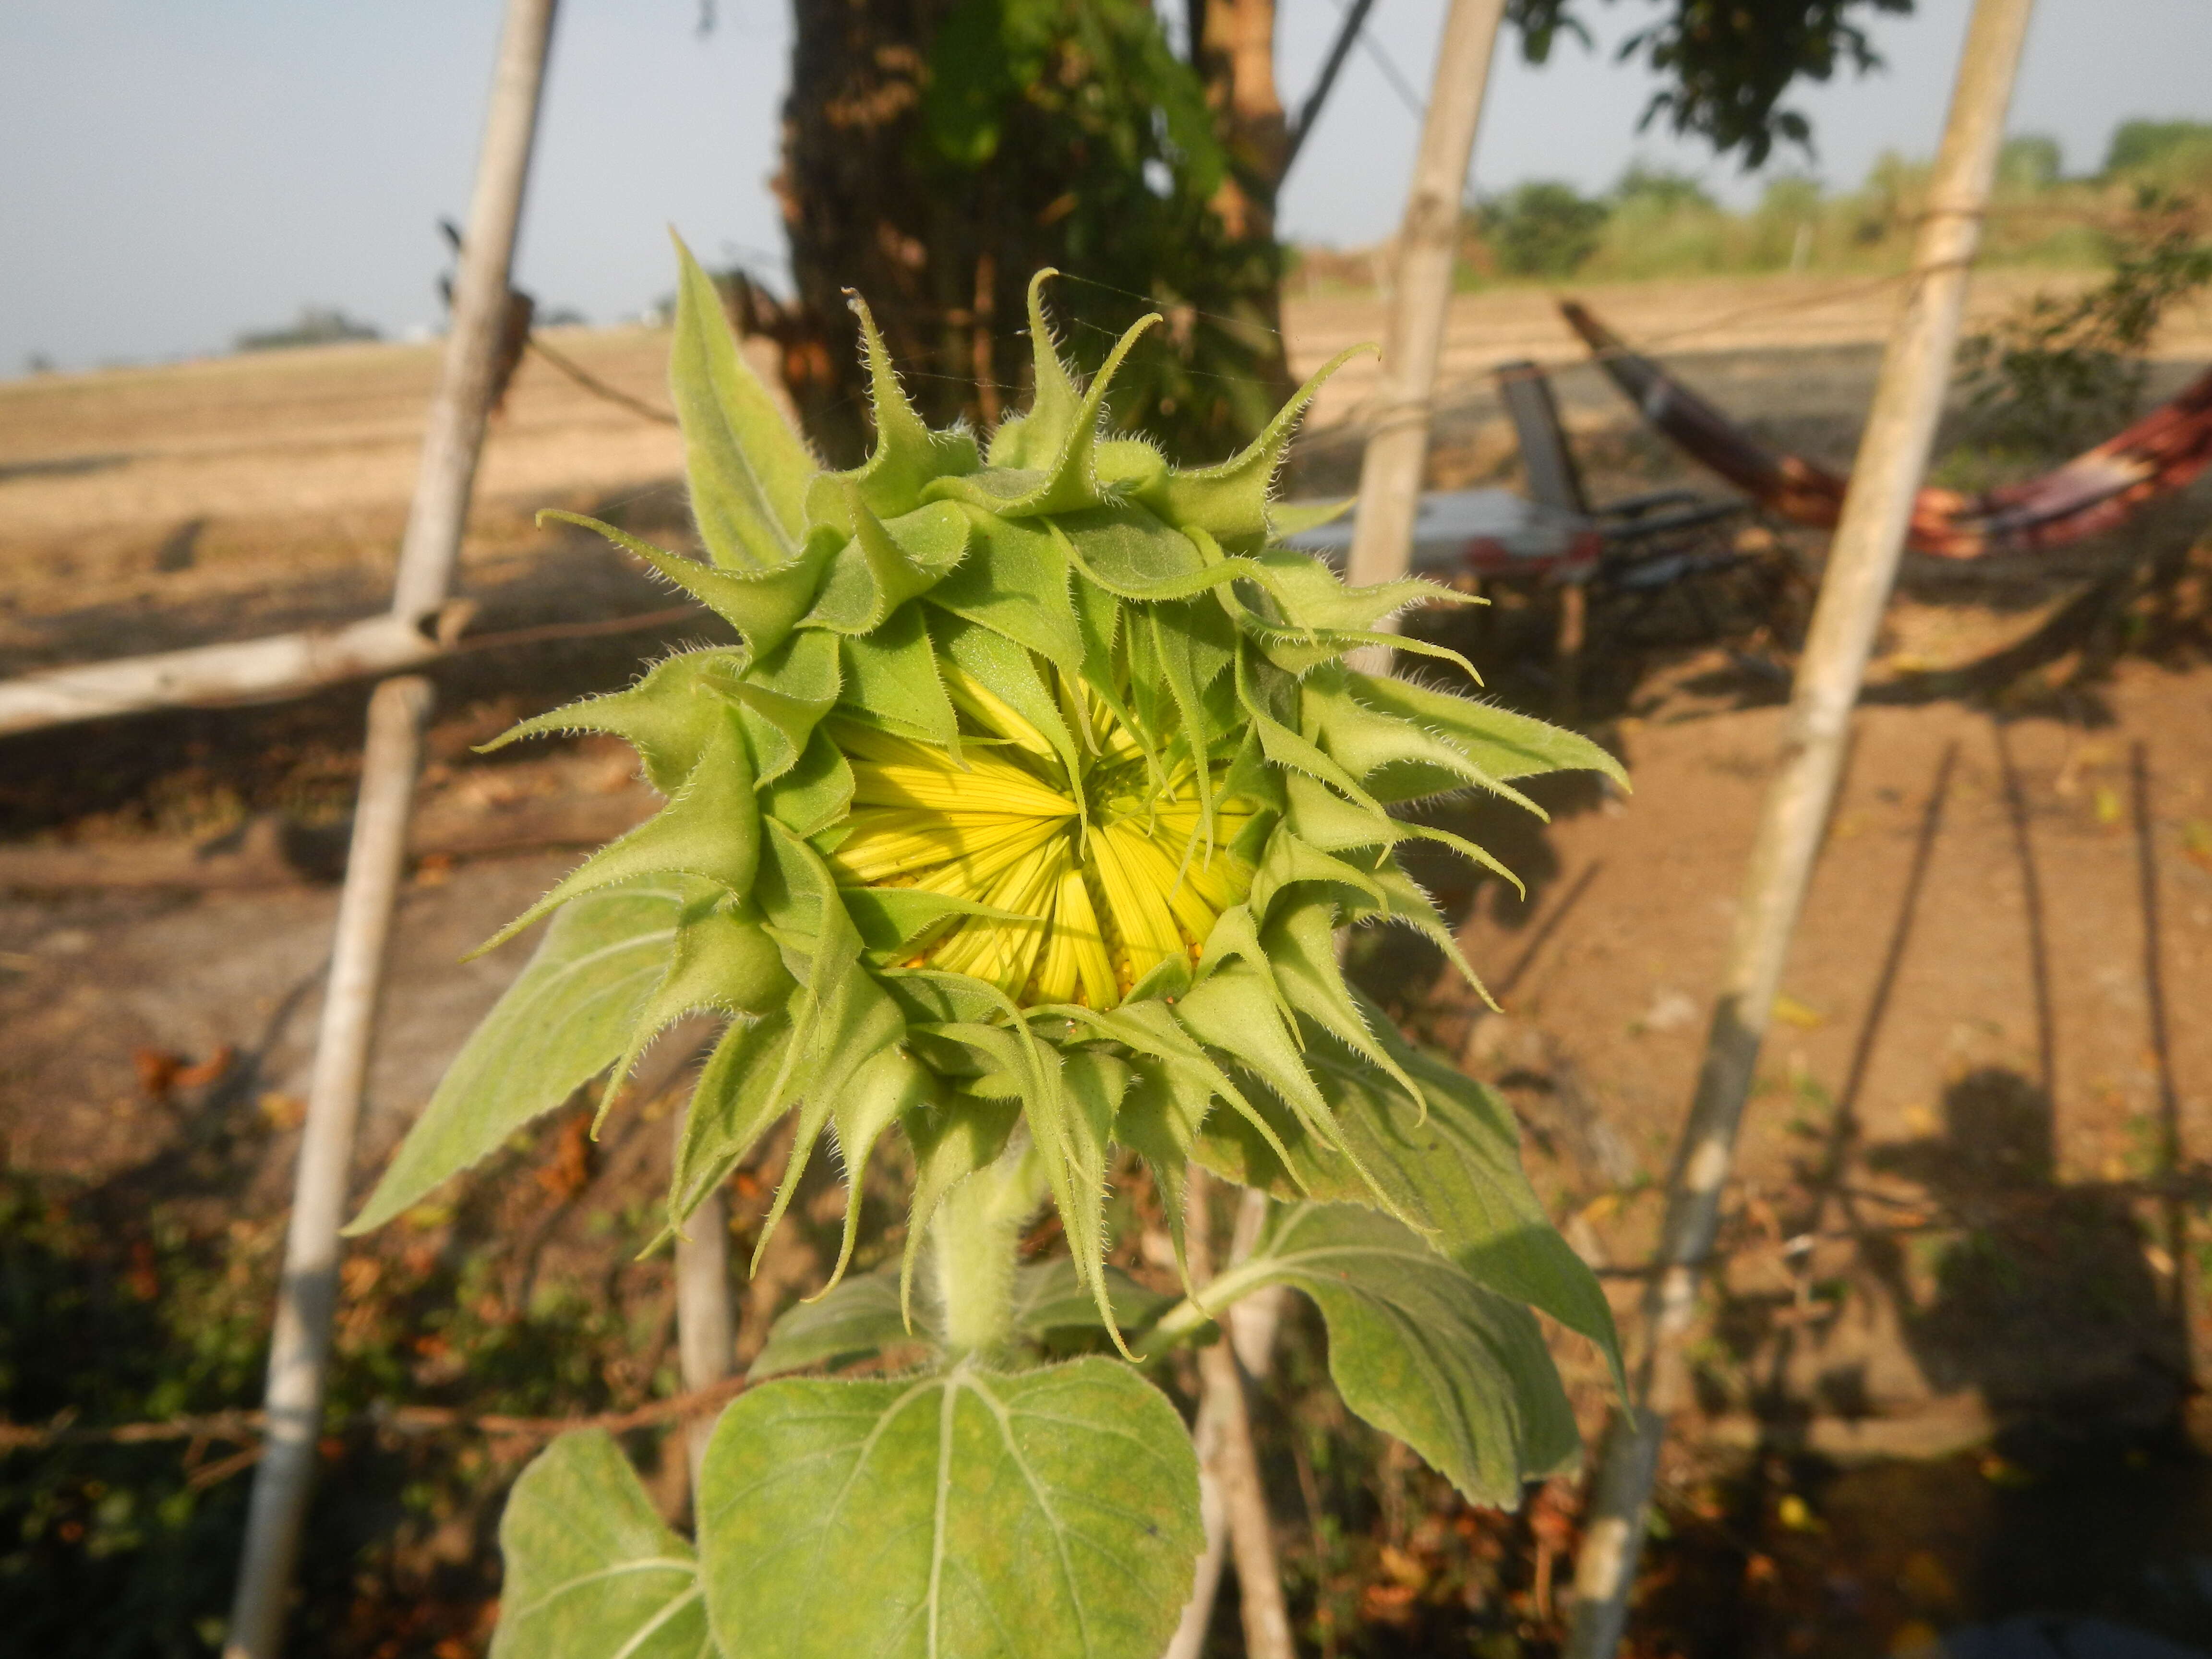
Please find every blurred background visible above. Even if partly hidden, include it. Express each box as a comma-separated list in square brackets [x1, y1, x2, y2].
[4, 1, 2212, 1654]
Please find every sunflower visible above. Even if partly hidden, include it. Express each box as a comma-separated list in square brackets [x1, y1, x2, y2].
[352, 240, 1624, 1343]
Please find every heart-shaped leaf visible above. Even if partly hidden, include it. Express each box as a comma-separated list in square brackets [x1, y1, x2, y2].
[696, 1359, 1201, 1659]
[491, 1430, 712, 1659]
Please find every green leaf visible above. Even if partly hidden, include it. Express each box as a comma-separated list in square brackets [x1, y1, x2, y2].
[745, 1257, 1169, 1380]
[805, 496, 966, 634]
[695, 1360, 1202, 1659]
[491, 1430, 711, 1659]
[1239, 542, 1455, 638]
[747, 1262, 920, 1380]
[721, 630, 840, 788]
[841, 886, 1025, 953]
[1262, 900, 1419, 1106]
[1010, 1258, 1175, 1339]
[669, 1010, 794, 1226]
[1195, 1010, 1621, 1379]
[1302, 667, 1545, 818]
[746, 829, 907, 1262]
[760, 727, 854, 839]
[936, 613, 1087, 799]
[925, 311, 1159, 519]
[1175, 960, 1329, 1131]
[669, 234, 812, 573]
[599, 894, 791, 1130]
[825, 1044, 942, 1286]
[1214, 1204, 1579, 1506]
[349, 879, 686, 1235]
[1058, 504, 1208, 595]
[986, 271, 1083, 471]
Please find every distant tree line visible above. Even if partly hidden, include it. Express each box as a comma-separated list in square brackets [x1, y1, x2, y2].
[1463, 118, 2212, 282]
[234, 306, 382, 353]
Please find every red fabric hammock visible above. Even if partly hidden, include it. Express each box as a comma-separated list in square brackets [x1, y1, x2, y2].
[1560, 299, 2212, 559]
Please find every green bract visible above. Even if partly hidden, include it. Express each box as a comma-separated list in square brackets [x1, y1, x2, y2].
[354, 240, 1626, 1348]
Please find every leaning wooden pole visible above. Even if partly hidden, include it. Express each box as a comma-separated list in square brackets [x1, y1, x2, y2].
[1561, 1, 2036, 1651]
[1344, 0, 1507, 596]
[221, 5, 560, 1654]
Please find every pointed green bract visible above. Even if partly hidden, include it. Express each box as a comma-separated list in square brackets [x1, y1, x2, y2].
[669, 233, 812, 573]
[348, 878, 690, 1235]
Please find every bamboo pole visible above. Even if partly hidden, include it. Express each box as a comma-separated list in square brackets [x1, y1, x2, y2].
[1561, 2, 2036, 1650]
[1344, 0, 1507, 597]
[222, 5, 560, 1654]
[1166, 1174, 1293, 1659]
[675, 1189, 735, 1489]
[0, 608, 468, 738]
[219, 676, 432, 1659]
[597, 1015, 733, 1496]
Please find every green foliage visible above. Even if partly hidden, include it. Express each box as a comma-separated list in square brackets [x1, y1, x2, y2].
[694, 1360, 1202, 1659]
[1205, 1204, 1579, 1505]
[1959, 219, 2212, 459]
[1613, 163, 1717, 213]
[1478, 181, 1612, 278]
[2105, 120, 2212, 183]
[1523, 119, 2210, 287]
[0, 1175, 265, 1657]
[1508, 0, 1913, 167]
[1998, 133, 2064, 194]
[2, 1137, 669, 1657]
[491, 1432, 708, 1659]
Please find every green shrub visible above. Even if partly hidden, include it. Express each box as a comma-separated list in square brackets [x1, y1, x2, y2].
[1477, 180, 1612, 277]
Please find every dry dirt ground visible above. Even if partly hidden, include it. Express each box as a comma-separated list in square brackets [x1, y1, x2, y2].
[5, 275, 2212, 1652]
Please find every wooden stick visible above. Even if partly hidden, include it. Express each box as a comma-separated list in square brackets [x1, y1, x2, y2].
[1167, 1171, 1293, 1659]
[0, 608, 466, 738]
[389, 4, 561, 631]
[1561, 3, 2037, 1651]
[1344, 0, 1507, 600]
[223, 5, 559, 1654]
[221, 675, 433, 1659]
[0, 598, 710, 741]
[639, 1016, 736, 1495]
[676, 1189, 736, 1490]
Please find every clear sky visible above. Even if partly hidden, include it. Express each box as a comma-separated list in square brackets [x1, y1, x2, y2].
[3, 0, 2207, 375]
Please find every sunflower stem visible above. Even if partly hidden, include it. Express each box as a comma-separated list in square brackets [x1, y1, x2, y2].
[929, 1133, 1046, 1356]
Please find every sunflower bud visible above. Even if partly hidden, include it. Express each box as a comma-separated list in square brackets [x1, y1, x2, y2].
[418, 240, 1625, 1342]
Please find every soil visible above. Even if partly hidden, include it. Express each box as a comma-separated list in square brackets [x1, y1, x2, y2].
[5, 275, 2212, 1656]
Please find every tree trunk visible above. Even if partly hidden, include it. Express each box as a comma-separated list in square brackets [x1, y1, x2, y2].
[1192, 0, 1297, 414]
[769, 0, 1297, 467]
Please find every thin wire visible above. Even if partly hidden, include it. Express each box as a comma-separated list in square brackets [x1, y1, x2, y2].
[1049, 271, 1290, 345]
[525, 334, 678, 424]
[1328, 0, 1424, 121]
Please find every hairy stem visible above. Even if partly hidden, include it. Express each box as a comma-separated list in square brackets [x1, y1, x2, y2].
[929, 1134, 1046, 1356]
